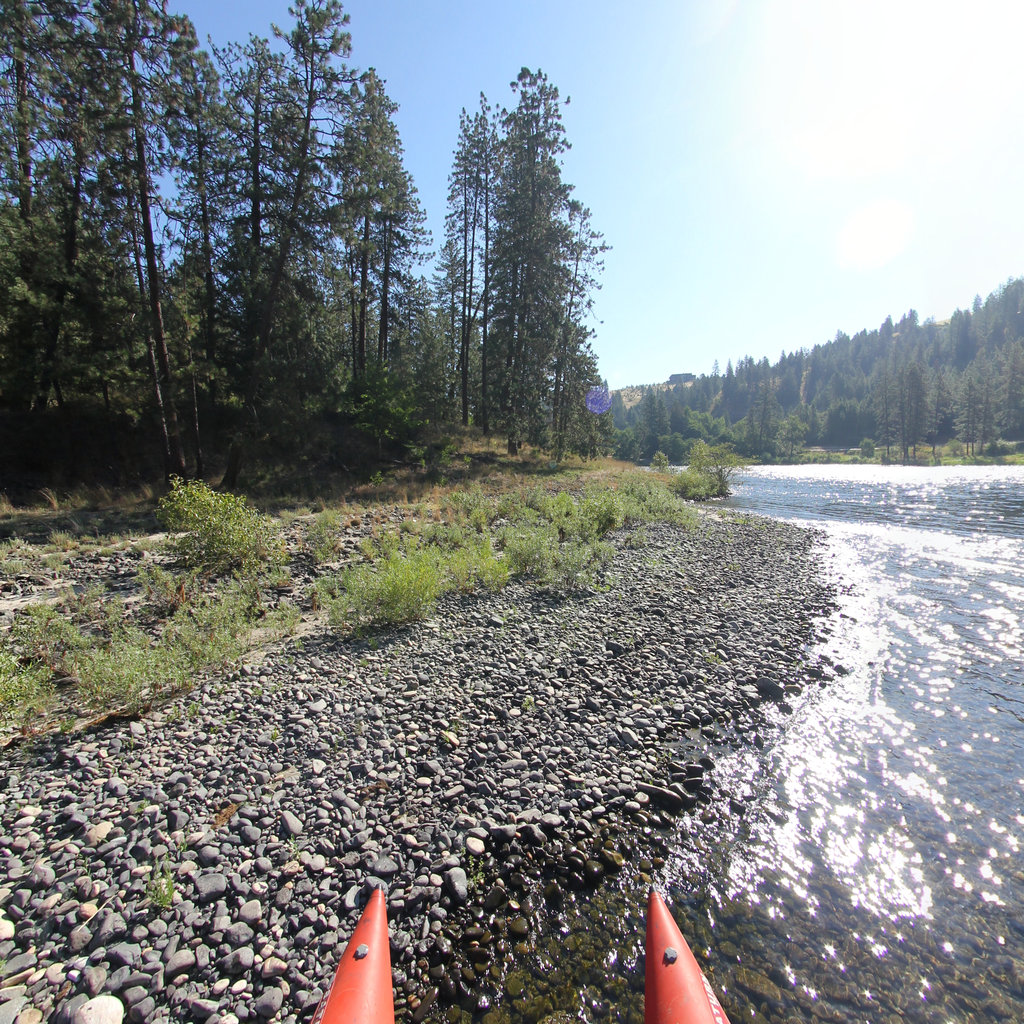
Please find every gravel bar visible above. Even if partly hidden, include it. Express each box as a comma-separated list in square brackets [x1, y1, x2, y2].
[0, 510, 837, 1024]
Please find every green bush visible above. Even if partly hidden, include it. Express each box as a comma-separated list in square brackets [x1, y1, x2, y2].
[549, 538, 614, 590]
[157, 478, 282, 575]
[616, 473, 697, 526]
[668, 468, 718, 500]
[501, 523, 559, 579]
[650, 450, 669, 471]
[442, 485, 491, 525]
[7, 580, 258, 720]
[0, 648, 53, 731]
[499, 523, 612, 590]
[335, 547, 445, 627]
[419, 521, 473, 551]
[443, 536, 510, 593]
[138, 564, 203, 614]
[579, 489, 626, 538]
[159, 582, 256, 674]
[10, 604, 89, 675]
[80, 624, 185, 709]
[686, 441, 741, 496]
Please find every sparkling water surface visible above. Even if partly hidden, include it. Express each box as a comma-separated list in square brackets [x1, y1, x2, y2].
[697, 464, 1024, 1022]
[499, 466, 1024, 1024]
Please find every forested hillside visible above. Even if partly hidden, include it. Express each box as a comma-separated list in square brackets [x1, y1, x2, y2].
[0, 0, 609, 495]
[613, 278, 1024, 464]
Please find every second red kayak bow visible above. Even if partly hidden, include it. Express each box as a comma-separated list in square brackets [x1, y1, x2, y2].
[311, 887, 394, 1024]
[645, 889, 732, 1024]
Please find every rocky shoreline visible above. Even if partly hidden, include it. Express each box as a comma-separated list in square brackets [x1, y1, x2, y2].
[0, 509, 837, 1024]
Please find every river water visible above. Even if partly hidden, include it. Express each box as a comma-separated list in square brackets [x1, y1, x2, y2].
[499, 465, 1024, 1024]
[703, 464, 1024, 1022]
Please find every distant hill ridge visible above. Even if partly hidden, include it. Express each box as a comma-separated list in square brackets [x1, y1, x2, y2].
[608, 276, 1024, 462]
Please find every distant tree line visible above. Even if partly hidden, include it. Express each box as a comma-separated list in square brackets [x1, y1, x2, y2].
[0, 0, 608, 490]
[613, 280, 1024, 464]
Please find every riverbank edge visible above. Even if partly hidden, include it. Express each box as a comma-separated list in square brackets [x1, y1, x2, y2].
[0, 508, 838, 1024]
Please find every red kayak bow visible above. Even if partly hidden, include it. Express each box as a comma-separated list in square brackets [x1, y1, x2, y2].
[645, 890, 732, 1024]
[311, 888, 394, 1024]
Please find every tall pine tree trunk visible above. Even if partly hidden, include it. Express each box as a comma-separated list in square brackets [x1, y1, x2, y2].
[13, 0, 32, 223]
[127, 21, 186, 479]
[245, 89, 262, 380]
[129, 205, 173, 476]
[36, 109, 85, 412]
[357, 214, 370, 372]
[480, 171, 490, 436]
[377, 218, 391, 364]
[250, 74, 316, 403]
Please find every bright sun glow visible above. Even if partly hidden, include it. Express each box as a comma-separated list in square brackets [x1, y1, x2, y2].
[836, 200, 914, 270]
[755, 0, 1024, 182]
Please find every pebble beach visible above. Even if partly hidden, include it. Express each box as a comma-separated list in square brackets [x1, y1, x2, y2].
[0, 510, 838, 1024]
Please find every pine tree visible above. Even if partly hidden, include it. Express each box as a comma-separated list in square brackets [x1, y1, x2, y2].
[96, 0, 192, 478]
[490, 68, 572, 453]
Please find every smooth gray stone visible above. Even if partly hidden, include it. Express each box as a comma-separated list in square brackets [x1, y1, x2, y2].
[280, 810, 303, 837]
[194, 873, 228, 903]
[252, 987, 284, 1018]
[442, 867, 468, 905]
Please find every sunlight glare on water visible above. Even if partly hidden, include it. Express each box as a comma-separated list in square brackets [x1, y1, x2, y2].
[702, 465, 1024, 1022]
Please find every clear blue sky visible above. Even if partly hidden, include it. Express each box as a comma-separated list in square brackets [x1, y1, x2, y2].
[179, 0, 1024, 389]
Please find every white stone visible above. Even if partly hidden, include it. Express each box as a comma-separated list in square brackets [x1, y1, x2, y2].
[71, 996, 125, 1024]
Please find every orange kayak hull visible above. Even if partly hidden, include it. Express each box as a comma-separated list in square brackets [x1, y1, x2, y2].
[312, 888, 395, 1024]
[645, 890, 732, 1024]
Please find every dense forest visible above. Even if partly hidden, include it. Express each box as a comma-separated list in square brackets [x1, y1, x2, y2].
[612, 278, 1024, 465]
[0, 0, 609, 494]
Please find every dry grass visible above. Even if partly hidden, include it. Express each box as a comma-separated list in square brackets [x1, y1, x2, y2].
[0, 431, 622, 542]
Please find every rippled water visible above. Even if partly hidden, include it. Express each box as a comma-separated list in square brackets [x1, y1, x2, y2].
[699, 464, 1024, 1022]
[496, 465, 1024, 1024]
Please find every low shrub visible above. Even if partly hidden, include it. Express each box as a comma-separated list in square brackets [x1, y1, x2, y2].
[578, 488, 626, 538]
[0, 649, 53, 731]
[442, 484, 490, 524]
[306, 508, 343, 563]
[5, 575, 266, 729]
[686, 440, 740, 496]
[549, 538, 614, 590]
[616, 473, 697, 526]
[335, 547, 445, 627]
[443, 536, 510, 593]
[10, 604, 89, 676]
[159, 582, 256, 674]
[668, 468, 718, 500]
[157, 478, 282, 576]
[80, 624, 186, 709]
[499, 522, 612, 590]
[501, 523, 559, 579]
[138, 565, 203, 614]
